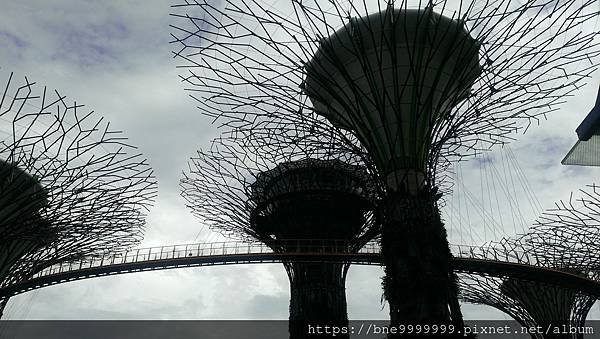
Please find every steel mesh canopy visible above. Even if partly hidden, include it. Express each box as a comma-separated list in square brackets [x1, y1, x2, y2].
[458, 241, 597, 333]
[0, 72, 157, 289]
[459, 271, 597, 336]
[525, 184, 600, 270]
[181, 135, 379, 246]
[249, 158, 375, 206]
[303, 5, 482, 187]
[457, 184, 600, 333]
[171, 0, 600, 187]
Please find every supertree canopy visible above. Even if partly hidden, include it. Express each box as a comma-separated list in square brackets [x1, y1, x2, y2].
[302, 5, 482, 192]
[249, 158, 376, 244]
[171, 0, 600, 331]
[170, 0, 600, 173]
[181, 135, 378, 338]
[0, 72, 157, 316]
[0, 161, 52, 287]
[499, 273, 597, 339]
[459, 185, 600, 338]
[460, 270, 597, 339]
[459, 243, 598, 339]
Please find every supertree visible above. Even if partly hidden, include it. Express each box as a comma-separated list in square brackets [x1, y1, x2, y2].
[458, 185, 600, 338]
[180, 134, 379, 338]
[459, 271, 597, 339]
[170, 0, 600, 331]
[0, 72, 157, 317]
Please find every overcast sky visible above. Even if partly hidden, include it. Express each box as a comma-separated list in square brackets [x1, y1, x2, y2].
[1, 0, 600, 324]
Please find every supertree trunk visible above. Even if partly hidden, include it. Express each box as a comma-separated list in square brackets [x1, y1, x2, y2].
[501, 278, 594, 339]
[381, 188, 464, 338]
[286, 262, 350, 339]
[572, 297, 596, 339]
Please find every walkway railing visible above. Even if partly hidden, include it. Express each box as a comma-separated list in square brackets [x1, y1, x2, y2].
[31, 240, 381, 280]
[30, 241, 596, 282]
[451, 243, 600, 271]
[2, 240, 600, 299]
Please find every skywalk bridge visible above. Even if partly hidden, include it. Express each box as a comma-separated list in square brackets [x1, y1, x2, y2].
[1, 240, 599, 300]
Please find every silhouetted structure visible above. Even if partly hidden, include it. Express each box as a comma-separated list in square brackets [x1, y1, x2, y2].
[171, 0, 600, 333]
[461, 273, 595, 339]
[563, 85, 600, 166]
[0, 72, 157, 317]
[460, 186, 600, 338]
[181, 137, 378, 338]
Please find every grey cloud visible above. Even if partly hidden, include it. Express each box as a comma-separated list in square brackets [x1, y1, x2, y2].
[245, 294, 288, 319]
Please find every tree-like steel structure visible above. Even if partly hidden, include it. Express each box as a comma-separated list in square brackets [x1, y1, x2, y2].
[170, 0, 600, 331]
[460, 272, 596, 339]
[459, 185, 600, 338]
[181, 135, 379, 338]
[0, 72, 157, 317]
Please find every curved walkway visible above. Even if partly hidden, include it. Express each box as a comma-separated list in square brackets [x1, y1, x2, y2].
[1, 241, 599, 299]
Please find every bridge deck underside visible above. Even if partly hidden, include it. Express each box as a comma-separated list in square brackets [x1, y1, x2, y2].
[1, 252, 599, 300]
